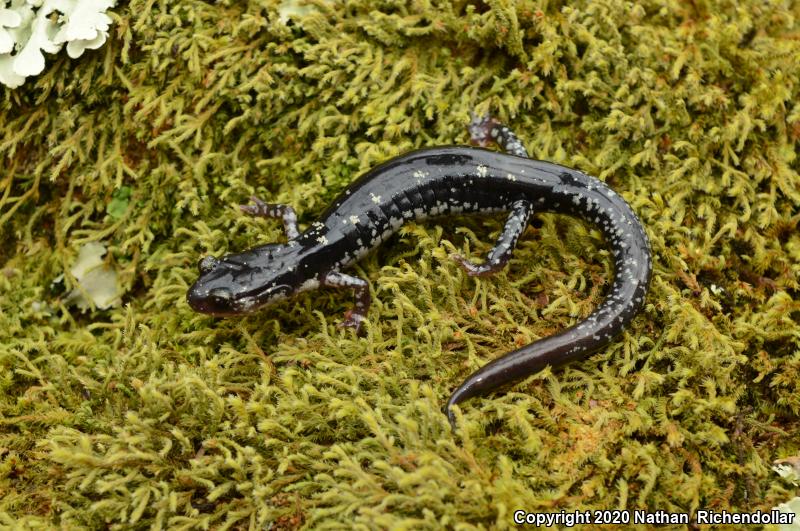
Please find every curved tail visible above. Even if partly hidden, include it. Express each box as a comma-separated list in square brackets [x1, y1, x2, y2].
[446, 126, 651, 427]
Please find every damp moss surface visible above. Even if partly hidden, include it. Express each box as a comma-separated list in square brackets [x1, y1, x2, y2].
[1, 0, 799, 528]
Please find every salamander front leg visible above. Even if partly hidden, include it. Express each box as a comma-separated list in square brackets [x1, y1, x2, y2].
[322, 271, 370, 332]
[451, 200, 533, 276]
[240, 196, 300, 239]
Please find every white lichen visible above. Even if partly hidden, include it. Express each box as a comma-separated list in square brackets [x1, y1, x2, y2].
[53, 0, 114, 58]
[0, 2, 23, 53]
[772, 460, 800, 530]
[0, 0, 115, 88]
[774, 461, 800, 486]
[277, 0, 329, 25]
[775, 497, 800, 531]
[62, 241, 122, 310]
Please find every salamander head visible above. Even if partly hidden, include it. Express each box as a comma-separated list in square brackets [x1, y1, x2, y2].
[187, 243, 302, 316]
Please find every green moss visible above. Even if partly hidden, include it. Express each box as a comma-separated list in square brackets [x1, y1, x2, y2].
[1, 0, 799, 527]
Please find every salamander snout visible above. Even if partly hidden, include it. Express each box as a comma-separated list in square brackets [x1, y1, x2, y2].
[186, 282, 235, 315]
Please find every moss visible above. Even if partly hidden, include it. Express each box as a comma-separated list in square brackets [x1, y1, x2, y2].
[1, 0, 799, 527]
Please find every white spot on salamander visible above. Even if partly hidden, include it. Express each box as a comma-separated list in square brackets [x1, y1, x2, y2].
[476, 165, 488, 177]
[300, 278, 320, 291]
[235, 296, 259, 311]
[506, 173, 516, 181]
[370, 193, 381, 204]
[349, 215, 360, 225]
[414, 170, 429, 181]
[316, 235, 329, 245]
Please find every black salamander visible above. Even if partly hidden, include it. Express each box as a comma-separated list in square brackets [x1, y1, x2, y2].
[187, 116, 652, 426]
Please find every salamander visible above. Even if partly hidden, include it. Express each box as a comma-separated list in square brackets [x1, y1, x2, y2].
[187, 115, 652, 426]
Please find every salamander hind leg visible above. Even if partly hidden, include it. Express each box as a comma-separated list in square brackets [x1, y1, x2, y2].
[468, 113, 529, 158]
[240, 196, 300, 239]
[321, 271, 371, 333]
[451, 200, 533, 276]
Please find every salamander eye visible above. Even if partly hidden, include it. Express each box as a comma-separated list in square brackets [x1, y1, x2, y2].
[198, 256, 219, 273]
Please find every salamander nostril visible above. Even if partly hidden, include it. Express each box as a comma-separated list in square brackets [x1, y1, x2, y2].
[198, 256, 219, 273]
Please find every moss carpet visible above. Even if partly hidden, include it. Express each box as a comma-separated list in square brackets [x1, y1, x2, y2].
[1, 0, 799, 528]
